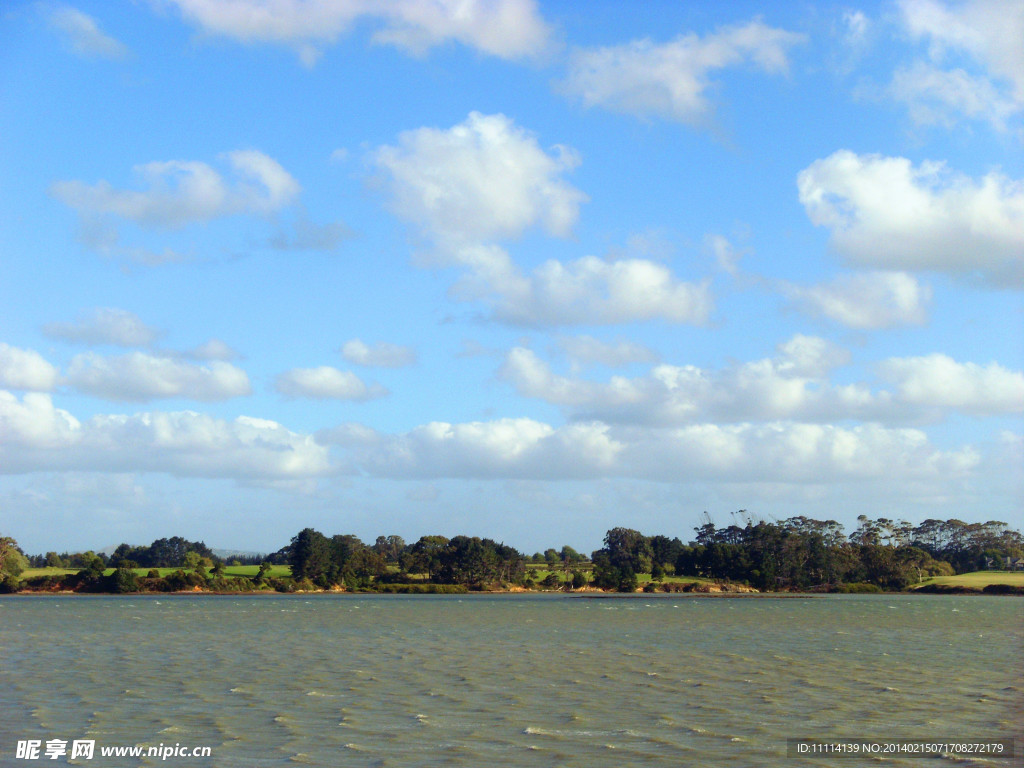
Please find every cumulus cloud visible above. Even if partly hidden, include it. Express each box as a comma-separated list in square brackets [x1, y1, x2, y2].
[51, 150, 300, 230]
[341, 339, 416, 368]
[0, 391, 81, 451]
[375, 112, 709, 325]
[49, 5, 129, 60]
[481, 252, 713, 326]
[0, 345, 60, 391]
[894, 0, 1024, 127]
[349, 417, 622, 479]
[797, 151, 1024, 287]
[66, 352, 252, 402]
[557, 336, 658, 368]
[502, 338, 1024, 425]
[0, 392, 331, 478]
[499, 336, 880, 425]
[319, 412, 977, 485]
[162, 0, 552, 66]
[275, 366, 386, 400]
[562, 19, 805, 125]
[785, 271, 932, 328]
[43, 307, 160, 347]
[878, 354, 1024, 415]
[375, 111, 586, 246]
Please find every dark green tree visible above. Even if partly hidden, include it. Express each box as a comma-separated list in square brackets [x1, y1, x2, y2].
[288, 528, 333, 585]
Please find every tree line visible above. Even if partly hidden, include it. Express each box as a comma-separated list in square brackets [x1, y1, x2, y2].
[2, 514, 1021, 594]
[591, 515, 1023, 592]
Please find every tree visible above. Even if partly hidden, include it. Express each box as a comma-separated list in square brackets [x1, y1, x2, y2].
[0, 536, 29, 591]
[288, 528, 333, 585]
[591, 528, 652, 591]
[44, 551, 66, 568]
[372, 535, 406, 563]
[402, 536, 449, 581]
[109, 565, 140, 593]
[560, 545, 584, 565]
[1, 537, 29, 579]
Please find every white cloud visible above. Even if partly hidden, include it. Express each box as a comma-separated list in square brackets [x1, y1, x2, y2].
[43, 308, 160, 347]
[843, 9, 871, 42]
[188, 339, 240, 361]
[557, 336, 658, 368]
[66, 352, 252, 402]
[797, 151, 1024, 287]
[341, 339, 416, 368]
[887, 61, 1019, 129]
[324, 413, 977, 485]
[163, 0, 552, 65]
[51, 150, 300, 230]
[879, 354, 1024, 415]
[882, 0, 1024, 129]
[502, 339, 1024, 425]
[49, 5, 129, 60]
[353, 418, 622, 479]
[0, 345, 59, 391]
[612, 421, 979, 483]
[785, 271, 932, 328]
[275, 366, 386, 400]
[485, 253, 713, 326]
[499, 337, 881, 425]
[899, 0, 1024, 101]
[0, 392, 331, 478]
[375, 112, 708, 326]
[368, 0, 552, 60]
[706, 234, 744, 276]
[0, 392, 81, 450]
[375, 111, 586, 246]
[562, 19, 805, 125]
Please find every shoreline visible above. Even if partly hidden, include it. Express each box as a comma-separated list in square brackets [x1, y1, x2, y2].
[4, 586, 1020, 597]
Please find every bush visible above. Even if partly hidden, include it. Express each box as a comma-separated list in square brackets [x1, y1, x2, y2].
[832, 582, 883, 593]
[539, 573, 561, 588]
[982, 584, 1024, 595]
[107, 567, 140, 593]
[163, 569, 207, 591]
[375, 583, 468, 594]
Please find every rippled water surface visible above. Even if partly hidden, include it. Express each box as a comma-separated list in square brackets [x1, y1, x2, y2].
[1, 594, 1021, 767]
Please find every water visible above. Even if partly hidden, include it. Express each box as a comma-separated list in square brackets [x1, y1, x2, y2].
[1, 593, 1021, 767]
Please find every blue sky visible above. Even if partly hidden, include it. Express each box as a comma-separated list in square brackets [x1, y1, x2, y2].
[1, 0, 1021, 556]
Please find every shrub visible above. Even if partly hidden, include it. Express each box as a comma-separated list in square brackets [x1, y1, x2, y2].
[832, 582, 883, 593]
[540, 573, 561, 588]
[982, 584, 1024, 595]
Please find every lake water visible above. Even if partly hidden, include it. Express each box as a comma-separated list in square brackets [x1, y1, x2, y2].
[0, 594, 1021, 767]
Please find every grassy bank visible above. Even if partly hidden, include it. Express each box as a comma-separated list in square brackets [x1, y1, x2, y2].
[911, 571, 1024, 589]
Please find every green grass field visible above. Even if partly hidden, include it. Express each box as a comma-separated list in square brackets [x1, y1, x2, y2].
[913, 571, 1024, 589]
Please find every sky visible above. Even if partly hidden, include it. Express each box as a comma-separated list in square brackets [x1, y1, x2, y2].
[0, 0, 1022, 557]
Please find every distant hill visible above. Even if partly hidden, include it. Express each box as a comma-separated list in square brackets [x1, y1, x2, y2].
[213, 549, 268, 560]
